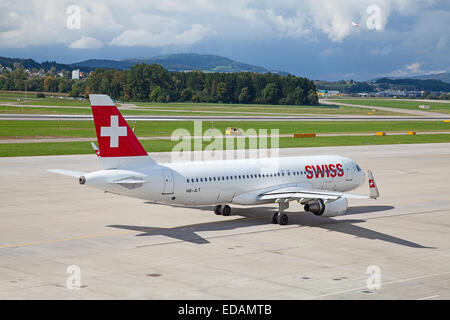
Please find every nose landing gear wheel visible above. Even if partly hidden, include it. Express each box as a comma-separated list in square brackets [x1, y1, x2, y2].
[214, 205, 222, 215]
[277, 213, 288, 225]
[221, 205, 231, 216]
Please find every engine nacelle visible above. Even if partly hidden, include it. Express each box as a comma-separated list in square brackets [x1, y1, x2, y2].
[305, 198, 348, 217]
[304, 199, 325, 215]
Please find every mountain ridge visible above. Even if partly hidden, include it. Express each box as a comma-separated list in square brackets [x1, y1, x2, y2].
[371, 72, 450, 84]
[0, 53, 289, 75]
[72, 53, 289, 75]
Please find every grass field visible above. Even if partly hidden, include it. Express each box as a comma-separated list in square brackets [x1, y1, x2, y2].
[1, 120, 449, 139]
[14, 99, 91, 107]
[2, 104, 382, 117]
[1, 134, 449, 157]
[133, 102, 401, 115]
[328, 99, 450, 114]
[0, 92, 402, 116]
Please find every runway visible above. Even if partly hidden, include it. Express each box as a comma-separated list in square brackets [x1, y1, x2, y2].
[321, 99, 450, 117]
[0, 143, 449, 299]
[1, 113, 450, 122]
[1, 131, 449, 144]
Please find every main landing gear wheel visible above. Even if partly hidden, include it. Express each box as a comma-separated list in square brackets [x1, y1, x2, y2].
[277, 213, 289, 225]
[271, 212, 278, 224]
[221, 205, 231, 216]
[273, 200, 290, 225]
[214, 205, 222, 215]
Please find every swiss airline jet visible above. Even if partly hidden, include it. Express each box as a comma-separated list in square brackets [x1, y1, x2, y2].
[50, 94, 379, 225]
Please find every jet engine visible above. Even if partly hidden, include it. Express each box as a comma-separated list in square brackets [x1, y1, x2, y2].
[304, 198, 348, 217]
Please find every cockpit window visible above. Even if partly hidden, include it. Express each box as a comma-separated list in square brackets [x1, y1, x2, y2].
[356, 164, 361, 172]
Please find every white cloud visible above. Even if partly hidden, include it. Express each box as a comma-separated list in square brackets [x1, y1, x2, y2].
[69, 36, 103, 49]
[0, 0, 446, 49]
[386, 62, 445, 77]
[110, 24, 213, 47]
[370, 47, 392, 56]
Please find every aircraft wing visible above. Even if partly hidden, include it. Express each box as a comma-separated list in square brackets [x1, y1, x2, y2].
[257, 187, 369, 201]
[257, 170, 379, 202]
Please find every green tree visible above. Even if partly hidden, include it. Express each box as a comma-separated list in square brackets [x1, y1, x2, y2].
[150, 86, 163, 102]
[216, 82, 227, 102]
[238, 87, 250, 103]
[307, 89, 318, 105]
[262, 83, 280, 104]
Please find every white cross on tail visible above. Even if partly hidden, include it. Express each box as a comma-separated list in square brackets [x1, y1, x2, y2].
[100, 115, 127, 148]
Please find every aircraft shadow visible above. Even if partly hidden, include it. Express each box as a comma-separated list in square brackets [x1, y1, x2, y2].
[108, 205, 434, 249]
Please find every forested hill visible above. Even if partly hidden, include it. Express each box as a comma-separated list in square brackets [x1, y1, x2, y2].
[73, 53, 289, 74]
[375, 78, 450, 91]
[79, 64, 318, 104]
[0, 56, 89, 72]
[0, 53, 289, 75]
[0, 63, 318, 105]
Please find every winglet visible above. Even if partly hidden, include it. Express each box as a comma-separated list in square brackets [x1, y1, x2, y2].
[367, 170, 379, 199]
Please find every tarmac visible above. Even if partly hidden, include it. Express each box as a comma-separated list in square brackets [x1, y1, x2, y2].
[0, 143, 449, 299]
[320, 99, 450, 117]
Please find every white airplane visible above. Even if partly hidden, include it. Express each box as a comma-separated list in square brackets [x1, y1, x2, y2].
[49, 94, 379, 225]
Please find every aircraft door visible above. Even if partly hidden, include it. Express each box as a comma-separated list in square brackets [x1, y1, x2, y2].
[346, 163, 353, 181]
[162, 170, 174, 194]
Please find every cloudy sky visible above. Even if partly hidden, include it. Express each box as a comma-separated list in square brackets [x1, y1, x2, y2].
[1, 0, 449, 80]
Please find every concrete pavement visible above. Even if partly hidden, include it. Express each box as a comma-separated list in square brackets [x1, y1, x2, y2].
[0, 143, 449, 299]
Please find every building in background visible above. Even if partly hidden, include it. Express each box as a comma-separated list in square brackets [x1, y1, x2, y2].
[72, 69, 80, 80]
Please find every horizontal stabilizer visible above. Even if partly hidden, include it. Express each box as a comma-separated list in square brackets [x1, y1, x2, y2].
[48, 169, 85, 178]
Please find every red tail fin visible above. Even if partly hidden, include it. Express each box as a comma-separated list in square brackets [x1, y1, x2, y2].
[89, 95, 154, 169]
[90, 94, 147, 158]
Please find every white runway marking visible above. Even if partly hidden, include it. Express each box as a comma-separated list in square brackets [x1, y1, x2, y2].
[308, 271, 450, 299]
